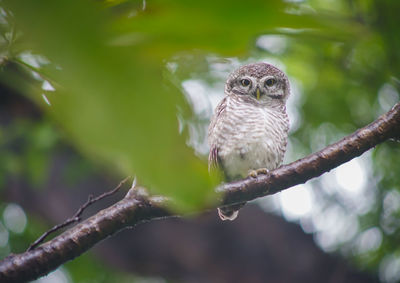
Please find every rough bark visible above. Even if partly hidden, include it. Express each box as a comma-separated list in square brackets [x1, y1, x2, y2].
[0, 102, 399, 283]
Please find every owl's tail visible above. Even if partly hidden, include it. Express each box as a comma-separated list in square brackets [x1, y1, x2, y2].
[217, 202, 246, 221]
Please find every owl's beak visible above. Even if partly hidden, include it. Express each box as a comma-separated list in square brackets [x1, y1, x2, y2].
[256, 87, 261, 100]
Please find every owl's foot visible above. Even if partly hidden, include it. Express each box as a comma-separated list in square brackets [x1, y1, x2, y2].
[248, 168, 269, 178]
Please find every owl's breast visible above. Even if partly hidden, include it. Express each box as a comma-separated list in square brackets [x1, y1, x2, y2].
[214, 99, 289, 180]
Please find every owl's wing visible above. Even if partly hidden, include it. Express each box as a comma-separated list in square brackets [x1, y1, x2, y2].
[208, 97, 227, 173]
[208, 144, 221, 172]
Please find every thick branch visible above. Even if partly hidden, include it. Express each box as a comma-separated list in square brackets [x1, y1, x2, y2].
[0, 103, 399, 283]
[0, 191, 171, 283]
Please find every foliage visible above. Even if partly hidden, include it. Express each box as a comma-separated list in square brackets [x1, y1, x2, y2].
[0, 0, 399, 281]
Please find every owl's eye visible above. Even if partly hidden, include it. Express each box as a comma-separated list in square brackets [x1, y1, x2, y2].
[265, 78, 276, 87]
[240, 79, 251, 87]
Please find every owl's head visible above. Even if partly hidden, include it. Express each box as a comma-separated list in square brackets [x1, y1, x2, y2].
[225, 62, 290, 104]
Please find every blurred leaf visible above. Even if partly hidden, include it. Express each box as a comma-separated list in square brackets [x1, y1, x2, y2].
[3, 0, 222, 211]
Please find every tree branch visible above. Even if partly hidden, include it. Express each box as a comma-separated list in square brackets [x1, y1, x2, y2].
[0, 103, 399, 283]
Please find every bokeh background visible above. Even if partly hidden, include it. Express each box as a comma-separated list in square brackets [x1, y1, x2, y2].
[0, 0, 399, 282]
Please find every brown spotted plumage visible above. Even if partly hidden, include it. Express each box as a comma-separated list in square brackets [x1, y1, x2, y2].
[208, 62, 290, 220]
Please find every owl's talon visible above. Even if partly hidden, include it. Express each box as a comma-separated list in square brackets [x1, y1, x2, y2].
[248, 170, 258, 178]
[247, 168, 269, 178]
[256, 168, 269, 175]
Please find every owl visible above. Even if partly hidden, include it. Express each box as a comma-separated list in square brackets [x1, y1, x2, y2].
[208, 62, 290, 220]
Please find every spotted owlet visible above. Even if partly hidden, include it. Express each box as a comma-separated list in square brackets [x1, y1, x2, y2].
[208, 62, 290, 220]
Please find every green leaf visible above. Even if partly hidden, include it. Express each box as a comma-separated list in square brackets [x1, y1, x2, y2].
[3, 0, 221, 211]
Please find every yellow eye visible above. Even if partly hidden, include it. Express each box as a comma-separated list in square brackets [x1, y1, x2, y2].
[265, 78, 276, 87]
[240, 79, 251, 87]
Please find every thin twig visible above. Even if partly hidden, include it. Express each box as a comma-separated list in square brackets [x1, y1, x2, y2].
[27, 176, 131, 251]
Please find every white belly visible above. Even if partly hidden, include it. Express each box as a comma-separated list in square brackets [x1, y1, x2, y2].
[221, 136, 281, 179]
